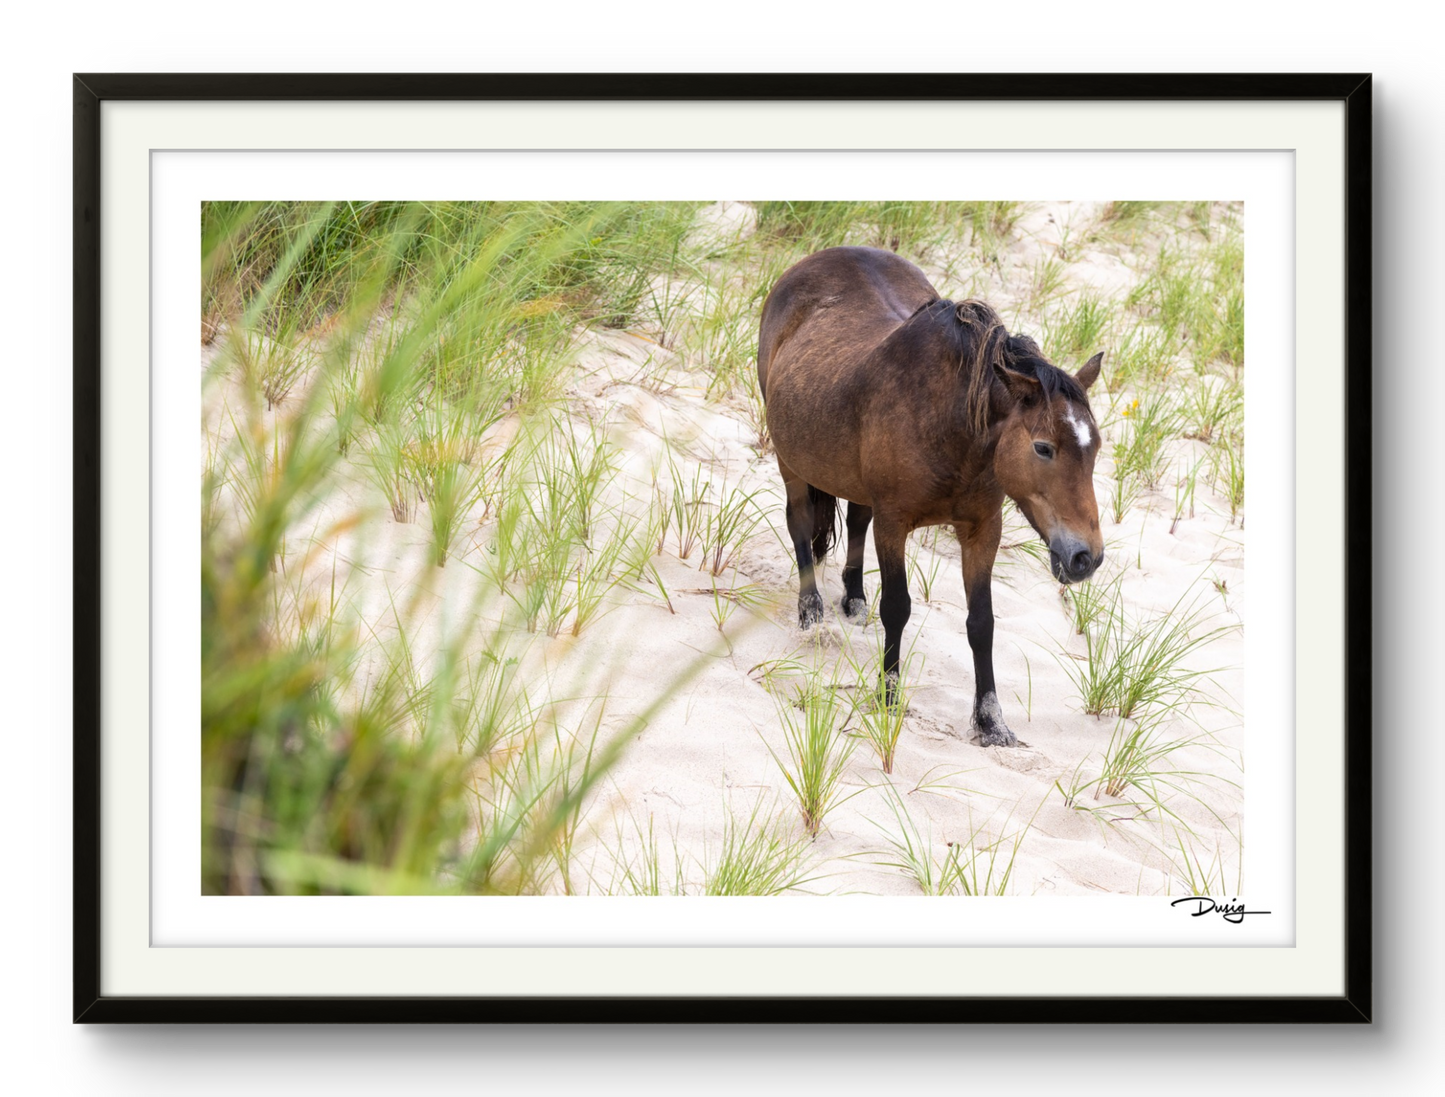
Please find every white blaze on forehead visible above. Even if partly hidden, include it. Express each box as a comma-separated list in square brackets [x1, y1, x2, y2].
[1063, 406, 1093, 448]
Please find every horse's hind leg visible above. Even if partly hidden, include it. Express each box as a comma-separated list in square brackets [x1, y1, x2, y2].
[955, 513, 1017, 748]
[841, 501, 872, 619]
[779, 462, 824, 627]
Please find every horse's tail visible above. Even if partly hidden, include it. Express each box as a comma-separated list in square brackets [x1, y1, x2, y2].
[809, 485, 840, 561]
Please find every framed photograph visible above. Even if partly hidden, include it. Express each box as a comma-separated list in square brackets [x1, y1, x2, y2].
[74, 73, 1371, 1022]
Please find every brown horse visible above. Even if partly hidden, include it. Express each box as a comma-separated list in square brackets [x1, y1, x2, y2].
[757, 246, 1105, 748]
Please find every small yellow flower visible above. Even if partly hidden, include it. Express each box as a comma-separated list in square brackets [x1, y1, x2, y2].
[1122, 398, 1140, 418]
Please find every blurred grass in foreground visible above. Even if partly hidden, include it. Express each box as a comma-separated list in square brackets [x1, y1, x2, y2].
[201, 201, 712, 895]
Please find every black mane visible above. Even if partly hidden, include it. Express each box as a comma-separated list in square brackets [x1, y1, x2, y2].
[908, 297, 1088, 432]
[1001, 332, 1089, 406]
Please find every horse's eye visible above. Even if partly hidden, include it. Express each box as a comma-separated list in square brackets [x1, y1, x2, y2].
[1033, 441, 1055, 459]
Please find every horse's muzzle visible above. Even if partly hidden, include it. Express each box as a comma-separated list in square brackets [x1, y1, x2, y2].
[1049, 540, 1103, 585]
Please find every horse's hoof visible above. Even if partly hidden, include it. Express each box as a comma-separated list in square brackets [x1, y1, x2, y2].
[977, 726, 1018, 748]
[842, 595, 868, 620]
[971, 691, 1017, 748]
[881, 668, 902, 709]
[798, 590, 825, 628]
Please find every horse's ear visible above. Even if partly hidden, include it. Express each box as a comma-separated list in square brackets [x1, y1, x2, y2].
[994, 362, 1041, 403]
[1076, 352, 1104, 391]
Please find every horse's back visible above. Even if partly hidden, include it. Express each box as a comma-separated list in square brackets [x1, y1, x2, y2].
[758, 246, 938, 393]
[757, 247, 940, 503]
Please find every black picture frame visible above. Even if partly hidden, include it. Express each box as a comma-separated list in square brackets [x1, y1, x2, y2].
[73, 72, 1372, 1024]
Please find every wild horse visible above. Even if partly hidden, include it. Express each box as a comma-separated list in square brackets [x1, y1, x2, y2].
[758, 246, 1104, 748]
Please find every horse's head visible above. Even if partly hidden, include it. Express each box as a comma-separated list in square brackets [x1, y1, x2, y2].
[990, 342, 1105, 585]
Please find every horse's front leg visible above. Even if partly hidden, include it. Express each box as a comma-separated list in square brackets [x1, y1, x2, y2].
[872, 517, 911, 704]
[956, 513, 1016, 748]
[841, 501, 873, 619]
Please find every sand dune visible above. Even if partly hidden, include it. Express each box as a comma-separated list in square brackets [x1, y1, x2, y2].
[202, 199, 1245, 897]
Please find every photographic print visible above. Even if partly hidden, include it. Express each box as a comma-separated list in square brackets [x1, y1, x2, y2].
[200, 198, 1247, 901]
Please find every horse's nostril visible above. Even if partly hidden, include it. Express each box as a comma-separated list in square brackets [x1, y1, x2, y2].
[1070, 550, 1092, 576]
